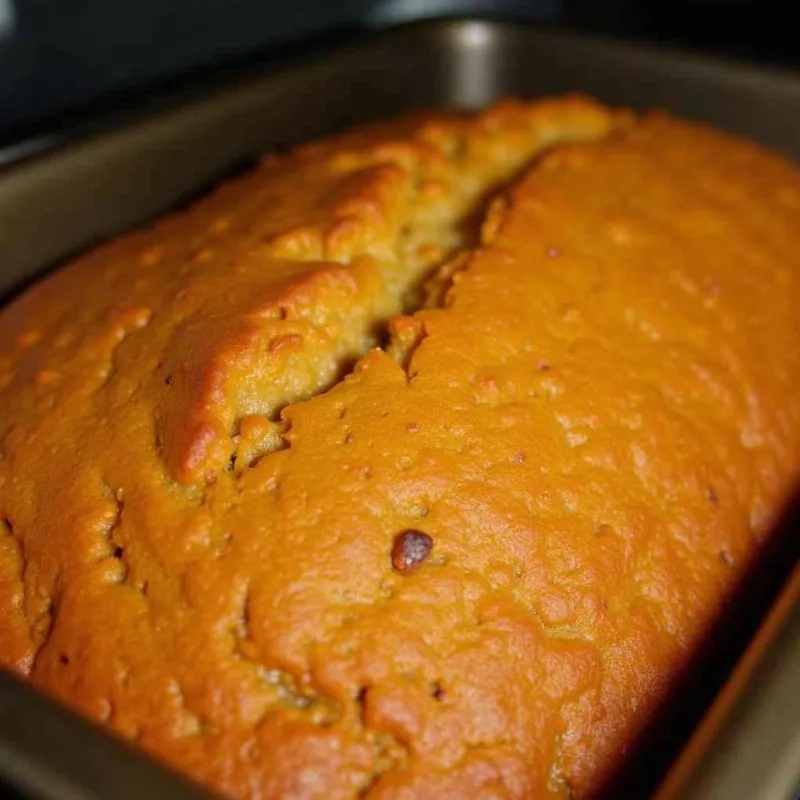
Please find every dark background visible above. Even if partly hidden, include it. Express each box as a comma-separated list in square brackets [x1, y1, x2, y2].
[0, 0, 797, 141]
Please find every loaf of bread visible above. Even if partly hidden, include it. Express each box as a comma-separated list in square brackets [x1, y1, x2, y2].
[1, 96, 799, 799]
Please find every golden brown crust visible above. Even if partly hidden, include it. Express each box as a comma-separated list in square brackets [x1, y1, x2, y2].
[1, 97, 799, 799]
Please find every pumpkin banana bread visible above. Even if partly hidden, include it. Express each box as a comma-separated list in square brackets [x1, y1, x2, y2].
[1, 96, 799, 799]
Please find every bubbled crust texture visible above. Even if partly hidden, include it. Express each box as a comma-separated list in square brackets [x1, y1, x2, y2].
[1, 98, 800, 800]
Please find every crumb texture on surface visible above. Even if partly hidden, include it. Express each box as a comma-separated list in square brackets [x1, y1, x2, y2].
[1, 96, 799, 799]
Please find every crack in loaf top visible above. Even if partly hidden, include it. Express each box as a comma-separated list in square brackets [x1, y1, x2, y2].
[1, 96, 800, 800]
[0, 96, 625, 487]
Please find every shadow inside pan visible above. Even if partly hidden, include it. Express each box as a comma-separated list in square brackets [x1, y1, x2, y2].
[599, 488, 800, 798]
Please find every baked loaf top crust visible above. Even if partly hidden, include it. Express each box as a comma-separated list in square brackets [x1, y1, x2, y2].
[1, 97, 799, 799]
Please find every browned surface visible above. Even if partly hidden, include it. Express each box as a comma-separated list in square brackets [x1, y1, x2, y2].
[1, 98, 799, 799]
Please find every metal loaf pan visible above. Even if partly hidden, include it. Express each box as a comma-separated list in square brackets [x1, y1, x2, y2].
[0, 18, 798, 800]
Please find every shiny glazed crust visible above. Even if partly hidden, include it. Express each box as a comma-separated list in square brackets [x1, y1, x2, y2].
[1, 96, 799, 799]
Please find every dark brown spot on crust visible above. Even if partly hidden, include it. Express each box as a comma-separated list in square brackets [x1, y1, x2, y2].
[595, 524, 614, 537]
[164, 374, 174, 386]
[719, 549, 733, 566]
[391, 529, 433, 574]
[430, 682, 445, 701]
[707, 487, 719, 508]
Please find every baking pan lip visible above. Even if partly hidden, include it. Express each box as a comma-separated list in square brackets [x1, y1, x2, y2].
[0, 668, 216, 800]
[0, 21, 361, 170]
[2, 15, 800, 173]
